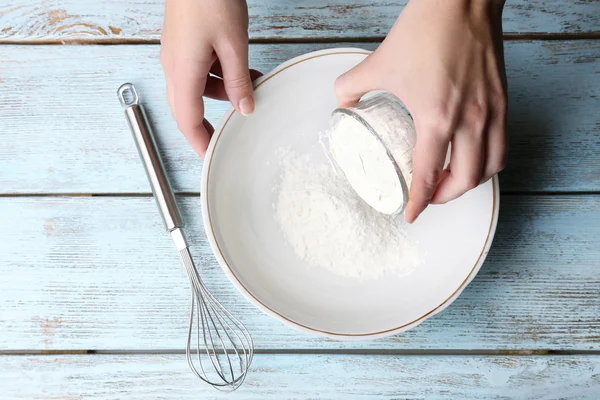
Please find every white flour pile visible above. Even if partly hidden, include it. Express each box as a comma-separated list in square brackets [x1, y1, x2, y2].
[274, 150, 421, 279]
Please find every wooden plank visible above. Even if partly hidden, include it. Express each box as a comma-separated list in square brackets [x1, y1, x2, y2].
[0, 195, 598, 351]
[0, 354, 598, 399]
[1, 1, 599, 43]
[0, 41, 598, 194]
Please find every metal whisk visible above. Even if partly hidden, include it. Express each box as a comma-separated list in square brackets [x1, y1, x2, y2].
[117, 83, 253, 391]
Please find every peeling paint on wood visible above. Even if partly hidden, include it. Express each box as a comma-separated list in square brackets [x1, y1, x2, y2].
[0, 354, 598, 399]
[0, 41, 598, 194]
[0, 195, 598, 351]
[0, 0, 598, 395]
[0, 0, 599, 43]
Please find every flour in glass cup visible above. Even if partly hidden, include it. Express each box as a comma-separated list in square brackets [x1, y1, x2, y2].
[274, 149, 421, 279]
[328, 91, 417, 216]
[329, 114, 406, 215]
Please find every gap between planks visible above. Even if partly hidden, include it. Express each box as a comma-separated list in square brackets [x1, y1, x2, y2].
[0, 32, 599, 45]
[1, 349, 600, 356]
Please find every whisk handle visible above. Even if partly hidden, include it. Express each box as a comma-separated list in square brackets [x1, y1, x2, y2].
[118, 83, 183, 232]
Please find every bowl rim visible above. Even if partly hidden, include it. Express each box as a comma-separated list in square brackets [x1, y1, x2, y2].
[201, 47, 500, 340]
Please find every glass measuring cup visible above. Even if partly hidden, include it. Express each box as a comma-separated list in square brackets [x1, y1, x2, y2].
[329, 91, 416, 215]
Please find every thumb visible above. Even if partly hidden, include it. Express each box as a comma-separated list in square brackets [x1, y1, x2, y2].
[334, 55, 378, 107]
[217, 41, 255, 116]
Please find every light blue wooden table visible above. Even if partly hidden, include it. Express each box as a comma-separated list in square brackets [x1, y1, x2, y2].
[1, 1, 599, 398]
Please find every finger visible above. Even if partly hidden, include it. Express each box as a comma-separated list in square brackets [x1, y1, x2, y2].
[204, 76, 229, 101]
[481, 98, 508, 183]
[216, 41, 255, 116]
[205, 72, 263, 101]
[404, 125, 451, 223]
[431, 125, 485, 204]
[334, 55, 379, 107]
[211, 60, 262, 82]
[211, 58, 262, 87]
[173, 58, 212, 157]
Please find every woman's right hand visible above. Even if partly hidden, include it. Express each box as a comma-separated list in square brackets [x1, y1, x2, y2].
[161, 0, 259, 157]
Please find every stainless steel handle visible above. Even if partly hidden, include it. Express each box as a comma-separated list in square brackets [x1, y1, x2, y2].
[118, 83, 183, 232]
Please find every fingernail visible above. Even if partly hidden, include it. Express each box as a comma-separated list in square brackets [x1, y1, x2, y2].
[239, 96, 254, 116]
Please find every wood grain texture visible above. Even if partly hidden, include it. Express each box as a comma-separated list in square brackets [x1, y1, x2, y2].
[0, 41, 599, 194]
[1, 354, 599, 399]
[0, 195, 598, 351]
[1, 1, 599, 43]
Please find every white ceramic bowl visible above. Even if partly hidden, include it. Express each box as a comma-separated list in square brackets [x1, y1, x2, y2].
[201, 48, 499, 340]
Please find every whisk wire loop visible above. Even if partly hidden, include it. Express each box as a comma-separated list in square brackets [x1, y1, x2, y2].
[180, 249, 253, 391]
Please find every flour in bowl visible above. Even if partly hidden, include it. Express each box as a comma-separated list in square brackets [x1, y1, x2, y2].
[274, 150, 421, 279]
